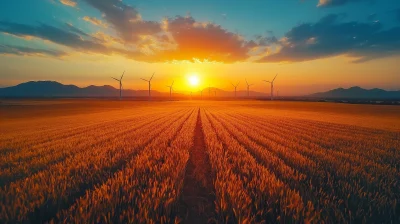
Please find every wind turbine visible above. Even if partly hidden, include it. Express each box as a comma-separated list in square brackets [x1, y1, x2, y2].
[263, 73, 278, 101]
[111, 71, 124, 100]
[231, 81, 240, 97]
[141, 72, 154, 98]
[166, 80, 174, 98]
[245, 79, 254, 97]
[208, 84, 211, 97]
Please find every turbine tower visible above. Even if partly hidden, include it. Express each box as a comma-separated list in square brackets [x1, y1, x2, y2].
[167, 80, 174, 98]
[245, 79, 254, 97]
[231, 81, 240, 97]
[141, 72, 154, 98]
[263, 74, 278, 101]
[111, 71, 124, 100]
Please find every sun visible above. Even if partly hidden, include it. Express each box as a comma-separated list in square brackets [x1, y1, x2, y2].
[188, 74, 200, 86]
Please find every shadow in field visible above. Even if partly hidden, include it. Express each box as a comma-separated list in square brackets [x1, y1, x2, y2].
[179, 109, 216, 224]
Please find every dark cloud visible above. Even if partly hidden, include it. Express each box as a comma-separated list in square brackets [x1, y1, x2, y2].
[0, 44, 66, 57]
[81, 0, 161, 43]
[317, 0, 370, 7]
[258, 14, 400, 63]
[0, 21, 110, 54]
[65, 23, 91, 38]
[255, 34, 278, 45]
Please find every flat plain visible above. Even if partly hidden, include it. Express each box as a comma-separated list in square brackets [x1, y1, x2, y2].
[0, 99, 399, 223]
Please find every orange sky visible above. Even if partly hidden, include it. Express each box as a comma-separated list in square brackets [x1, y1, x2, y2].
[1, 53, 399, 95]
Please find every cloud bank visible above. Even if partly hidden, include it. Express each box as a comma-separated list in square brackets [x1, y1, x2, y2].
[0, 44, 66, 57]
[258, 14, 400, 63]
[1, 0, 399, 64]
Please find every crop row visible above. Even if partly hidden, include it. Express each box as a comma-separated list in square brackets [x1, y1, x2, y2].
[53, 108, 198, 223]
[203, 107, 399, 223]
[0, 109, 184, 187]
[0, 107, 192, 222]
[200, 108, 318, 223]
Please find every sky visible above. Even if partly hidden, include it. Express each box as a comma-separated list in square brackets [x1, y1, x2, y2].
[0, 0, 399, 95]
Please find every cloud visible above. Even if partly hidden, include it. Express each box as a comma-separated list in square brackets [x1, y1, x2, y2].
[0, 21, 110, 54]
[149, 16, 262, 62]
[83, 16, 108, 28]
[0, 20, 156, 62]
[317, 0, 369, 7]
[0, 44, 67, 57]
[6, 1, 396, 64]
[257, 14, 400, 63]
[59, 0, 77, 7]
[81, 0, 161, 43]
[79, 0, 268, 63]
[92, 32, 123, 45]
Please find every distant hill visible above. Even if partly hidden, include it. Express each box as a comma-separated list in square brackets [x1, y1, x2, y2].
[0, 81, 168, 97]
[309, 86, 400, 99]
[0, 81, 269, 98]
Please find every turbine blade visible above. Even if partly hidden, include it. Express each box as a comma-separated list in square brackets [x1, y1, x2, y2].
[121, 71, 125, 79]
[141, 78, 148, 82]
[150, 72, 154, 81]
[112, 77, 119, 81]
[273, 73, 278, 82]
[245, 79, 249, 85]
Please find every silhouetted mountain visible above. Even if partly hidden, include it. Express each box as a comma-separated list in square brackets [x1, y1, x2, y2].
[309, 86, 400, 99]
[0, 81, 168, 97]
[0, 81, 270, 98]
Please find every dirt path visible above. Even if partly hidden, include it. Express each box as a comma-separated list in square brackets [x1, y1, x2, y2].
[179, 108, 215, 223]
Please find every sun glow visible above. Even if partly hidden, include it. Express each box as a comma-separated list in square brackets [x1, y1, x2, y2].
[188, 74, 200, 86]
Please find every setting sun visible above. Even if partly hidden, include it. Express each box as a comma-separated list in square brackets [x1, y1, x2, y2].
[188, 74, 200, 87]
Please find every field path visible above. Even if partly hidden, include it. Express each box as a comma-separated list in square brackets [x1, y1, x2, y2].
[179, 108, 215, 223]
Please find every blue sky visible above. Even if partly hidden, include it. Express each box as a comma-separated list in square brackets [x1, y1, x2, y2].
[0, 0, 399, 94]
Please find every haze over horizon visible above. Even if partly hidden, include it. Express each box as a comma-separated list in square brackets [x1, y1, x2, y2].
[1, 0, 399, 95]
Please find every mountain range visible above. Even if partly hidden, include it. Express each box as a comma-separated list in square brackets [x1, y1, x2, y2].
[0, 81, 399, 99]
[0, 81, 267, 98]
[309, 86, 400, 99]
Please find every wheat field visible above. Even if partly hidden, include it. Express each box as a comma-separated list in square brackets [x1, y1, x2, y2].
[0, 100, 399, 223]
